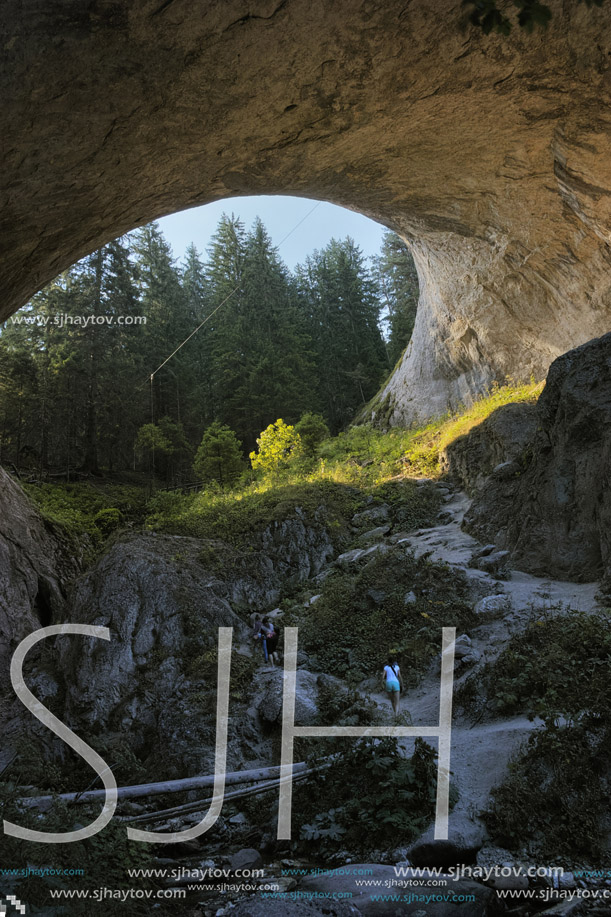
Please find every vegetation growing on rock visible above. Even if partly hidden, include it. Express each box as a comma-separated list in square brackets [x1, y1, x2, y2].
[459, 607, 611, 861]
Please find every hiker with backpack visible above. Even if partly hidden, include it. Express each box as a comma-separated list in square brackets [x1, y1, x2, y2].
[263, 617, 280, 666]
[383, 652, 404, 717]
[252, 614, 271, 664]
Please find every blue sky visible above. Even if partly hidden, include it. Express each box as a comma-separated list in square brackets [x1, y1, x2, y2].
[157, 195, 388, 270]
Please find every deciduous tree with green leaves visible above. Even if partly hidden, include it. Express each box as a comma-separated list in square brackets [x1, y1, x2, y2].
[249, 418, 302, 475]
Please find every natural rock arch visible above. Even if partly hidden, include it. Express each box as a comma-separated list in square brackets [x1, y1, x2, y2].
[3, 0, 611, 422]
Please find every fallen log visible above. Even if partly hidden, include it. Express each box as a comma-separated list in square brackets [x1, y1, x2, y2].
[119, 766, 323, 826]
[17, 761, 324, 809]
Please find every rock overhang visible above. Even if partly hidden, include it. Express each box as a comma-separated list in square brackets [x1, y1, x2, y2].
[3, 0, 611, 421]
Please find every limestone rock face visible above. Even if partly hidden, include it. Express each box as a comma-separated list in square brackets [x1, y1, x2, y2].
[58, 534, 245, 732]
[3, 2, 611, 421]
[0, 468, 76, 692]
[58, 515, 334, 769]
[464, 332, 611, 582]
[443, 402, 538, 495]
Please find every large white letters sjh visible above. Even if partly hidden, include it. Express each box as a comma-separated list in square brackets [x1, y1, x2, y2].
[5, 625, 455, 844]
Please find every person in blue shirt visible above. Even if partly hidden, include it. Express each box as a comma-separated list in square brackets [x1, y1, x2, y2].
[382, 652, 404, 718]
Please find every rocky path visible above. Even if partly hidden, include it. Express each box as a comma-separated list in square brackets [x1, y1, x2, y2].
[232, 480, 600, 860]
[371, 482, 601, 858]
[235, 480, 601, 856]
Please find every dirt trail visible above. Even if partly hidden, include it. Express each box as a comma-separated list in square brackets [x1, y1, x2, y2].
[370, 485, 600, 848]
[240, 484, 600, 850]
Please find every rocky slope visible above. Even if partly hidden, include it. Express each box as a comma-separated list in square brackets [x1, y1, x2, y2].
[4, 335, 611, 912]
[457, 332, 611, 584]
[0, 468, 78, 693]
[57, 517, 334, 777]
[47, 479, 601, 916]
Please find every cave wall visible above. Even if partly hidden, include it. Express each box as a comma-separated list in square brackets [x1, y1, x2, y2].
[2, 0, 611, 421]
[0, 469, 78, 695]
[459, 332, 611, 584]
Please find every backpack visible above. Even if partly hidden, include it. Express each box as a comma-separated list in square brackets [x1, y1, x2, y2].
[266, 622, 280, 649]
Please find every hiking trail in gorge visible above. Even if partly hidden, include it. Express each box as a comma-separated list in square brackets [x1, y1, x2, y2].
[358, 483, 599, 848]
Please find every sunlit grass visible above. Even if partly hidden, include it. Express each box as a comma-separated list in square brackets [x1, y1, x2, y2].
[312, 377, 543, 484]
[22, 380, 542, 548]
[145, 378, 543, 536]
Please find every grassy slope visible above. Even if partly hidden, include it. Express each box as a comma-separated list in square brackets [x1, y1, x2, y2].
[21, 380, 543, 542]
[145, 379, 544, 540]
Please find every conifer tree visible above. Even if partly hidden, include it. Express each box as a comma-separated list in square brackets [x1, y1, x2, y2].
[194, 421, 244, 488]
[131, 223, 191, 428]
[372, 231, 419, 367]
[296, 238, 388, 432]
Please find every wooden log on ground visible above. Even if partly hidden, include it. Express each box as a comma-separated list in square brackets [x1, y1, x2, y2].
[119, 767, 322, 826]
[17, 760, 326, 809]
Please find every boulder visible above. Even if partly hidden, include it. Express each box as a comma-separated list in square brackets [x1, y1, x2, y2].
[465, 333, 611, 583]
[358, 525, 391, 544]
[256, 669, 321, 726]
[475, 545, 496, 558]
[442, 402, 538, 494]
[352, 505, 390, 527]
[408, 816, 487, 868]
[473, 595, 511, 621]
[229, 812, 248, 825]
[456, 651, 481, 667]
[336, 543, 391, 567]
[487, 870, 529, 892]
[470, 550, 510, 576]
[452, 635, 473, 658]
[230, 848, 263, 871]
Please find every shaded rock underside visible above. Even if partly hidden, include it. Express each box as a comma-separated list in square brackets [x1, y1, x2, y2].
[2, 1, 611, 420]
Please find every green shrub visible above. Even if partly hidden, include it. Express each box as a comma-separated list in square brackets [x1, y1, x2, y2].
[144, 489, 191, 527]
[486, 722, 611, 862]
[249, 418, 302, 475]
[292, 737, 442, 857]
[315, 678, 378, 727]
[25, 482, 147, 536]
[301, 549, 475, 684]
[459, 609, 611, 723]
[0, 782, 154, 912]
[473, 608, 611, 862]
[295, 412, 330, 458]
[94, 507, 123, 534]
